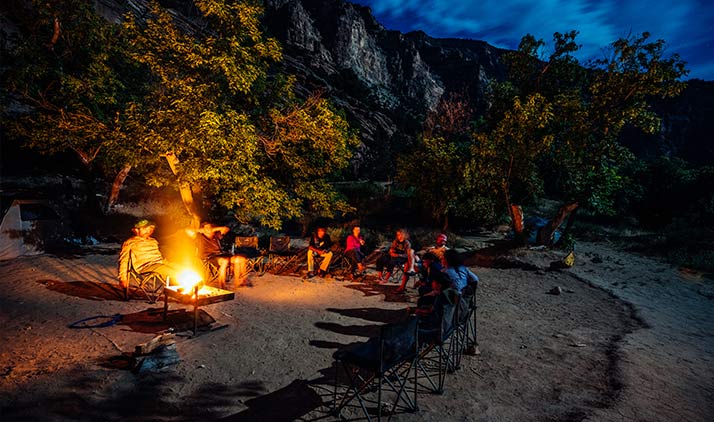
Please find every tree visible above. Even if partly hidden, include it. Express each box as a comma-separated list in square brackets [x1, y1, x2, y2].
[396, 94, 474, 230]
[3, 0, 358, 229]
[481, 31, 687, 245]
[1, 0, 146, 212]
[468, 93, 554, 238]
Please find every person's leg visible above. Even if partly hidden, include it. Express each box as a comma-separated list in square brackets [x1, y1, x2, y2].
[407, 249, 417, 273]
[143, 262, 180, 286]
[376, 253, 387, 273]
[216, 256, 229, 287]
[231, 255, 248, 285]
[356, 251, 365, 272]
[307, 250, 316, 273]
[319, 251, 333, 273]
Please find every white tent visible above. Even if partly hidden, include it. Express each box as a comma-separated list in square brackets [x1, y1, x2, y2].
[0, 200, 59, 260]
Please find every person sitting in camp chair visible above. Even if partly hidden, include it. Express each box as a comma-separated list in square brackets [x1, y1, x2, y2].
[377, 228, 417, 285]
[414, 272, 457, 326]
[424, 233, 449, 266]
[443, 249, 479, 293]
[307, 226, 333, 278]
[345, 225, 366, 276]
[185, 221, 248, 288]
[118, 219, 180, 292]
[412, 252, 443, 295]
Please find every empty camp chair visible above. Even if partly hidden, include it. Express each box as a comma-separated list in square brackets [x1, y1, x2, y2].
[265, 236, 303, 274]
[234, 236, 265, 276]
[459, 283, 479, 356]
[416, 290, 459, 394]
[126, 255, 165, 303]
[333, 316, 420, 421]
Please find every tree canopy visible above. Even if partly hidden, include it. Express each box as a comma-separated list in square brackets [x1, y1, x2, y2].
[2, 0, 358, 229]
[395, 31, 687, 237]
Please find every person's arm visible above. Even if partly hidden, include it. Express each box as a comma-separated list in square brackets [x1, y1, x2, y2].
[389, 240, 400, 257]
[308, 234, 320, 253]
[213, 226, 230, 236]
[466, 268, 479, 285]
[323, 235, 333, 251]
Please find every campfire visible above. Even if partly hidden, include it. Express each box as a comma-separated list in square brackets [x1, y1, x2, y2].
[175, 269, 210, 296]
[163, 268, 235, 335]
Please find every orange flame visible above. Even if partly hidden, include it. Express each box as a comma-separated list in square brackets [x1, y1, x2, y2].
[177, 269, 203, 293]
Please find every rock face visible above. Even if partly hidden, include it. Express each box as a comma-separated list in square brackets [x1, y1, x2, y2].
[262, 0, 507, 176]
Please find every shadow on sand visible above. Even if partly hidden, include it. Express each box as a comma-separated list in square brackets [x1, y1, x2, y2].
[38, 279, 126, 301]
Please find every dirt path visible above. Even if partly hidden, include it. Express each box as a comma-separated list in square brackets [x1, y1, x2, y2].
[0, 240, 712, 421]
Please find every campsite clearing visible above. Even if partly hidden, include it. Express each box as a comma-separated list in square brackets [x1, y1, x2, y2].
[0, 241, 712, 421]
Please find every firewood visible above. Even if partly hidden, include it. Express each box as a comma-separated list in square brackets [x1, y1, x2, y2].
[135, 333, 176, 356]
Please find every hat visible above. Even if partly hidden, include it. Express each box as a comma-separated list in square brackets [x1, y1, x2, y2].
[436, 233, 447, 243]
[133, 219, 155, 229]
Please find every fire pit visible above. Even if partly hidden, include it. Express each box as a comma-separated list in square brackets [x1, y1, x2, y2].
[162, 270, 234, 334]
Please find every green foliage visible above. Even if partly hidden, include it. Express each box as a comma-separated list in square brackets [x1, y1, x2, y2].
[3, 0, 358, 229]
[396, 135, 467, 228]
[1, 0, 145, 173]
[469, 93, 554, 206]
[478, 31, 687, 228]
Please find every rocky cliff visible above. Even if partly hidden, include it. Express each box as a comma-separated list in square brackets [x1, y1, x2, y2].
[262, 0, 507, 176]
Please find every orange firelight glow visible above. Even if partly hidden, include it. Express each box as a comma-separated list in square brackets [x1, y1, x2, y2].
[176, 269, 203, 293]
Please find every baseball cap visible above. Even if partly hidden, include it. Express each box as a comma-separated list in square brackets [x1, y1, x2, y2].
[133, 219, 156, 229]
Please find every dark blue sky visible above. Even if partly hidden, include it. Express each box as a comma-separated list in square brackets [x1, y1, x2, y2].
[351, 0, 714, 80]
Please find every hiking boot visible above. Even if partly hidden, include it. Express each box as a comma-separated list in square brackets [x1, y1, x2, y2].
[317, 269, 327, 277]
[307, 271, 316, 278]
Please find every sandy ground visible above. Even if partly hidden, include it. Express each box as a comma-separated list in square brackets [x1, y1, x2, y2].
[0, 240, 712, 421]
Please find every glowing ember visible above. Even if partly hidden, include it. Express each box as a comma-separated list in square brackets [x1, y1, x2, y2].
[177, 269, 203, 292]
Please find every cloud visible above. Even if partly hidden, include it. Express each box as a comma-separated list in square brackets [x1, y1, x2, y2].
[352, 0, 714, 79]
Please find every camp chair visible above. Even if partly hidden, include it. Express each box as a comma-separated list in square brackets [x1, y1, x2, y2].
[126, 255, 165, 304]
[328, 248, 362, 280]
[264, 236, 303, 274]
[416, 291, 459, 394]
[458, 283, 479, 357]
[234, 236, 266, 276]
[332, 316, 420, 421]
[201, 257, 220, 285]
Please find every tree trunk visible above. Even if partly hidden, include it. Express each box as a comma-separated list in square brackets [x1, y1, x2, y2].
[555, 207, 578, 247]
[442, 213, 449, 232]
[107, 165, 131, 212]
[510, 205, 524, 234]
[537, 202, 579, 246]
[164, 152, 200, 228]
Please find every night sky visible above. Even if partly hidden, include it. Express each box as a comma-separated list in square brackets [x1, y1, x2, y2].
[351, 0, 714, 81]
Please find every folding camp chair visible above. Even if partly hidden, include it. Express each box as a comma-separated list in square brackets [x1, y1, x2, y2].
[416, 291, 459, 394]
[459, 284, 479, 356]
[234, 236, 266, 276]
[201, 257, 220, 285]
[328, 248, 362, 280]
[126, 255, 166, 303]
[264, 236, 303, 274]
[333, 316, 420, 421]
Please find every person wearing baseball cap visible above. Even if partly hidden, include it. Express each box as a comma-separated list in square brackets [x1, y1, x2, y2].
[118, 218, 180, 294]
[425, 233, 449, 266]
